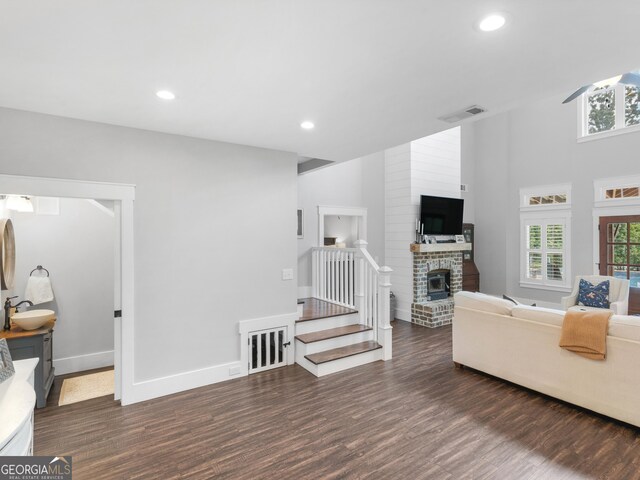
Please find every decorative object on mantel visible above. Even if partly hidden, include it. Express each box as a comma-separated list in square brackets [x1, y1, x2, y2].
[0, 338, 15, 384]
[0, 218, 16, 291]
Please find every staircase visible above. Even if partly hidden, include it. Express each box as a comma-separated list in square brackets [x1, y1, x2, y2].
[295, 240, 393, 377]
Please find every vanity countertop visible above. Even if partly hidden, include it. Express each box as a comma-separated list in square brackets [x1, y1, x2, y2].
[0, 319, 56, 339]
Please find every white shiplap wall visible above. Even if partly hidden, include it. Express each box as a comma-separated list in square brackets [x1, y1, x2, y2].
[385, 127, 461, 321]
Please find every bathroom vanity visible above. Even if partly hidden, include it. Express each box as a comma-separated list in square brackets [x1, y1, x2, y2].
[1, 319, 55, 408]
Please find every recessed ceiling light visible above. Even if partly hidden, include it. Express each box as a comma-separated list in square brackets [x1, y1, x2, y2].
[300, 121, 315, 130]
[156, 90, 176, 100]
[478, 14, 506, 32]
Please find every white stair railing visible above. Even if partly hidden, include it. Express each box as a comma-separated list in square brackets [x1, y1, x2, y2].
[311, 240, 393, 360]
[311, 247, 358, 308]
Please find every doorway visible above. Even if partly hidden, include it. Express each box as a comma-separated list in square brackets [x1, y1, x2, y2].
[598, 215, 640, 315]
[0, 174, 135, 404]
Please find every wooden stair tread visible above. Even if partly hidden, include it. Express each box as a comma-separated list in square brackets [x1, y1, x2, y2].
[304, 341, 382, 365]
[295, 325, 372, 344]
[296, 298, 358, 323]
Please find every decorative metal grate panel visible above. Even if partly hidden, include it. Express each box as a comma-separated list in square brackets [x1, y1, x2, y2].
[248, 326, 288, 374]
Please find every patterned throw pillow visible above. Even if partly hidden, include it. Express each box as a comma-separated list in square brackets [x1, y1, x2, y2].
[577, 279, 610, 308]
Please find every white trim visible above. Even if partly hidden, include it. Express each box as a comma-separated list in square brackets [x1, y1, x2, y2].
[594, 174, 640, 204]
[0, 174, 135, 201]
[578, 83, 640, 142]
[53, 350, 114, 376]
[0, 174, 135, 405]
[238, 312, 297, 376]
[128, 360, 243, 404]
[518, 282, 572, 293]
[578, 123, 640, 143]
[317, 205, 367, 247]
[519, 211, 572, 290]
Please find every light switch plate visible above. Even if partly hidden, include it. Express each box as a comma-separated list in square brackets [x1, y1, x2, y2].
[282, 268, 294, 280]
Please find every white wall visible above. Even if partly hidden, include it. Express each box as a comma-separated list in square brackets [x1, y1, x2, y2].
[297, 151, 385, 295]
[472, 93, 640, 304]
[11, 198, 115, 374]
[385, 127, 461, 321]
[0, 107, 297, 388]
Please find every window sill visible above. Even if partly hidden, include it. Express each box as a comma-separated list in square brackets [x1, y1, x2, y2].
[519, 282, 572, 293]
[578, 123, 640, 143]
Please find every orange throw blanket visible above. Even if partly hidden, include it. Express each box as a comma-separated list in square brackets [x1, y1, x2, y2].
[559, 310, 612, 360]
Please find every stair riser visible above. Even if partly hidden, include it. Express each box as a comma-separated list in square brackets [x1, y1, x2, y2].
[316, 349, 383, 377]
[296, 331, 375, 355]
[295, 349, 319, 376]
[295, 313, 360, 335]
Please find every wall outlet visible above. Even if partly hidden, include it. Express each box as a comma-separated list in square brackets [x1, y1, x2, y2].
[282, 268, 294, 280]
[229, 365, 241, 376]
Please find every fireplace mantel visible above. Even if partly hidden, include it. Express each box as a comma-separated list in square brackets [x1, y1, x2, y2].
[410, 243, 472, 253]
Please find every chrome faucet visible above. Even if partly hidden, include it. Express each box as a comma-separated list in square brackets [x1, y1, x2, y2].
[3, 296, 34, 331]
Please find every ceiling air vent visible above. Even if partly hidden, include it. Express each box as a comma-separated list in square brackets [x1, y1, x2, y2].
[438, 105, 486, 123]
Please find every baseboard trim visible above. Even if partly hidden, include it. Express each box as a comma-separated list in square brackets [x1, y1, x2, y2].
[130, 360, 243, 404]
[54, 350, 114, 375]
[127, 311, 298, 405]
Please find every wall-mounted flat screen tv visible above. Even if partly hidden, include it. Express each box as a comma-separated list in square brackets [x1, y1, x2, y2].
[420, 195, 464, 235]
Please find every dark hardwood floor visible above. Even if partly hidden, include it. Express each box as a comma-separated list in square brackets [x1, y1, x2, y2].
[35, 321, 640, 479]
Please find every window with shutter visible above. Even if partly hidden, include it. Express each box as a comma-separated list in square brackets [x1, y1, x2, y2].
[520, 185, 572, 291]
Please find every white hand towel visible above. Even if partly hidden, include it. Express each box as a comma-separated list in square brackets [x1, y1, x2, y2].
[24, 276, 54, 305]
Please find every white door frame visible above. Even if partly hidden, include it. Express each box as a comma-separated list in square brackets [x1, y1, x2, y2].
[0, 174, 136, 405]
[317, 205, 367, 246]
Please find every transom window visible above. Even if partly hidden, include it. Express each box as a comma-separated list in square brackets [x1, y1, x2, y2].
[581, 81, 640, 138]
[605, 187, 640, 199]
[528, 194, 567, 206]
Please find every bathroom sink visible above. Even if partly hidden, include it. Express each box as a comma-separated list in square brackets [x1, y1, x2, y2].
[11, 309, 55, 330]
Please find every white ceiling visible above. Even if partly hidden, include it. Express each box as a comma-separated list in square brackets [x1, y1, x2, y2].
[0, 1, 639, 161]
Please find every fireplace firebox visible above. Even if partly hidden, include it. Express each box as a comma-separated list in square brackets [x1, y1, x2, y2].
[426, 269, 450, 301]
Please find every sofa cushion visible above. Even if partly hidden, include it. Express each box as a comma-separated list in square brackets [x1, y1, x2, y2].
[511, 305, 564, 327]
[568, 305, 612, 314]
[609, 315, 640, 342]
[454, 291, 514, 316]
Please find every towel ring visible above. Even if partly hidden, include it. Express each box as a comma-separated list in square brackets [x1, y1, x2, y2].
[30, 265, 50, 277]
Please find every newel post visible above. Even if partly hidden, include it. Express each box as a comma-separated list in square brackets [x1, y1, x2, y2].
[378, 265, 393, 360]
[354, 239, 367, 326]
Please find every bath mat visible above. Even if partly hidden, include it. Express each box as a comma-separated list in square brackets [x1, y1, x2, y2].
[58, 369, 114, 406]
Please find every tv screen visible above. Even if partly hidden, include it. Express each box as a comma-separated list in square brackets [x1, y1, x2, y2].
[420, 195, 464, 235]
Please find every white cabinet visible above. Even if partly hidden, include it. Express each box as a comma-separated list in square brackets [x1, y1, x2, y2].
[0, 358, 38, 456]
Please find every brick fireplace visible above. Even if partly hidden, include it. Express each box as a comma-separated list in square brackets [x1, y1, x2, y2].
[410, 243, 470, 328]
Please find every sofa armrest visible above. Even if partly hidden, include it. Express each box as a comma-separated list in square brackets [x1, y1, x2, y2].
[610, 300, 628, 316]
[561, 294, 578, 311]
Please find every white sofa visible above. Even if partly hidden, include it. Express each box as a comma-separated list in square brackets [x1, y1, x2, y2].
[453, 291, 640, 427]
